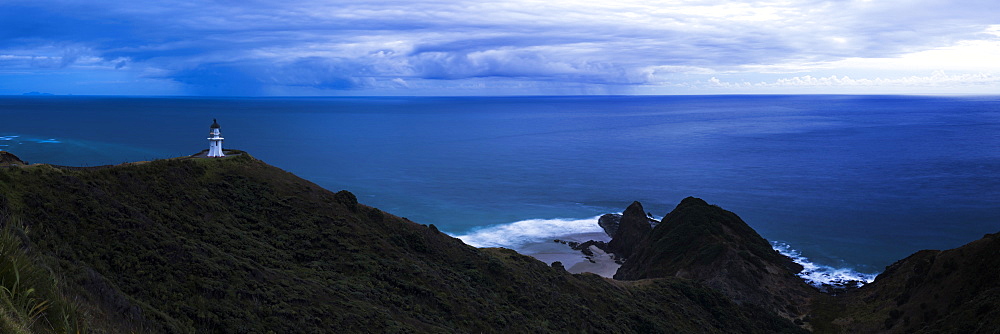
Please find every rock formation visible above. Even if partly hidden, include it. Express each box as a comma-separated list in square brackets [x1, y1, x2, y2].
[614, 197, 816, 320]
[597, 213, 621, 237]
[0, 151, 25, 165]
[605, 201, 653, 260]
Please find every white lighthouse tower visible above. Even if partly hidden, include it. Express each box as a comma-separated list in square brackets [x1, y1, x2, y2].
[207, 119, 225, 157]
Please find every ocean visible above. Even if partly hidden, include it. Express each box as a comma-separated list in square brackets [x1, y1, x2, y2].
[2, 95, 998, 281]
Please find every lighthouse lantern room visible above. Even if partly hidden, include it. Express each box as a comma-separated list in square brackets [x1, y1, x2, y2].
[207, 119, 225, 157]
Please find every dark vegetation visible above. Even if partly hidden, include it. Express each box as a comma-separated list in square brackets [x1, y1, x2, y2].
[808, 232, 1000, 333]
[2, 150, 997, 333]
[0, 152, 805, 333]
[0, 222, 84, 334]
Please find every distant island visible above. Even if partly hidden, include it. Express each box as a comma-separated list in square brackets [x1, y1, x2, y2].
[0, 150, 997, 333]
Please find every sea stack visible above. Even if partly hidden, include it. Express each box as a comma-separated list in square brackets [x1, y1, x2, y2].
[606, 201, 652, 260]
[208, 119, 225, 157]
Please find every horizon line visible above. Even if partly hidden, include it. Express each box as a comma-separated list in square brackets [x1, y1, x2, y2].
[4, 93, 999, 99]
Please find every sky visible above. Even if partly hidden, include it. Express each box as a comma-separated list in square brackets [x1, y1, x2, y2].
[1, 0, 998, 96]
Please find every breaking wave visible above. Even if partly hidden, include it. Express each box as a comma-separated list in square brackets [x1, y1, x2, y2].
[451, 217, 880, 290]
[451, 215, 607, 249]
[772, 241, 878, 289]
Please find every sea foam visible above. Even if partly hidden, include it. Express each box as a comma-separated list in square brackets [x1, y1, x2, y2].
[451, 215, 606, 249]
[771, 241, 878, 290]
[451, 216, 880, 290]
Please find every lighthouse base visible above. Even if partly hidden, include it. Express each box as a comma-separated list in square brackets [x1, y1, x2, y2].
[208, 142, 225, 157]
[192, 149, 241, 158]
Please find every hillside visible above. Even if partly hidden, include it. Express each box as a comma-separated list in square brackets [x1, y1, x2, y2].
[808, 231, 1000, 333]
[0, 152, 804, 333]
[602, 198, 1000, 333]
[4, 150, 998, 333]
[613, 197, 817, 320]
[0, 152, 25, 166]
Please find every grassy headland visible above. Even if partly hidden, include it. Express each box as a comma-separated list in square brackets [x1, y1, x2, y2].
[0, 152, 803, 333]
[2, 150, 997, 333]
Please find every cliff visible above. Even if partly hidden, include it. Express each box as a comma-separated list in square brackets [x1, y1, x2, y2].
[0, 153, 803, 333]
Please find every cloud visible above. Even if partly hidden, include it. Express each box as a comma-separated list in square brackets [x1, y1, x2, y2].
[779, 72, 1000, 87]
[1, 0, 999, 95]
[702, 71, 1000, 91]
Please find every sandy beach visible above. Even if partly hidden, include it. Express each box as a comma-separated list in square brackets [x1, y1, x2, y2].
[517, 231, 621, 278]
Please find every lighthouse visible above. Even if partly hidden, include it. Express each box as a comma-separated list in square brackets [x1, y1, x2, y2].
[207, 119, 225, 157]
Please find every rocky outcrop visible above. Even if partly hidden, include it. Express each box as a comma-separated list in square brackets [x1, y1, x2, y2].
[605, 201, 652, 260]
[554, 239, 609, 256]
[597, 213, 621, 237]
[614, 197, 815, 320]
[0, 151, 25, 165]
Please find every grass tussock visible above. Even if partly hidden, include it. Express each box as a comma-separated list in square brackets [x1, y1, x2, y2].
[0, 219, 84, 334]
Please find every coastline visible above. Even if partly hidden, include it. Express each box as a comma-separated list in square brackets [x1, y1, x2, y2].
[516, 231, 620, 278]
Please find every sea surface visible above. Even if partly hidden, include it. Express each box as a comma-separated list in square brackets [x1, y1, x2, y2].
[2, 95, 999, 280]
